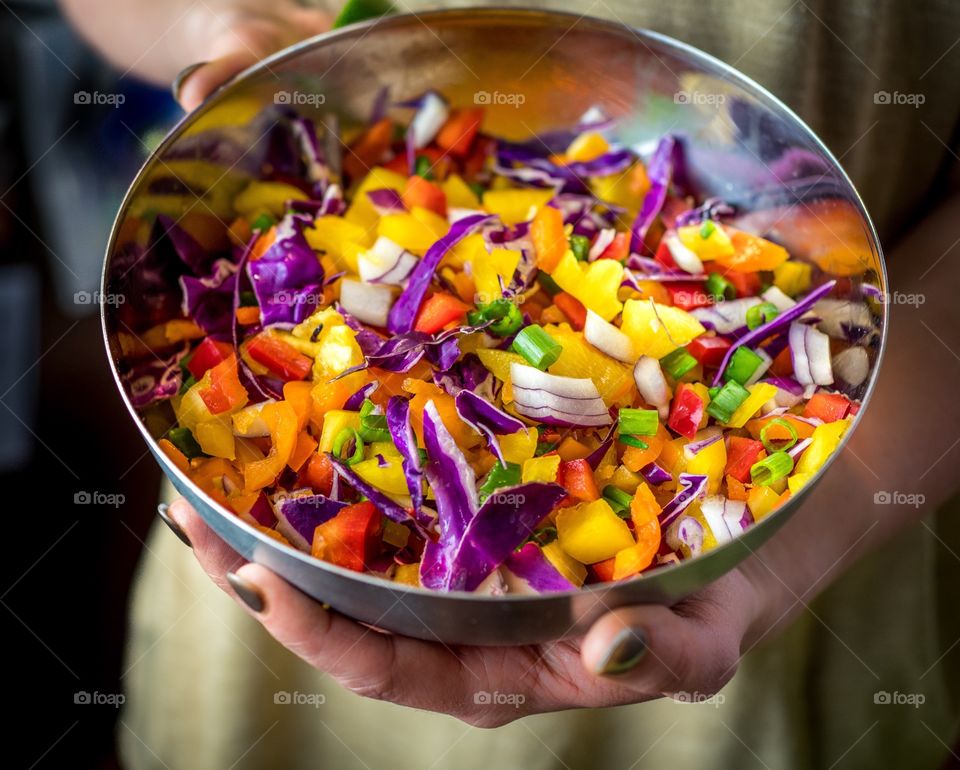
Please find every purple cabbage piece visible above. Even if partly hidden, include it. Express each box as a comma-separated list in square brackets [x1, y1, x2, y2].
[386, 397, 426, 516]
[274, 493, 346, 551]
[155, 214, 217, 276]
[640, 462, 673, 486]
[339, 309, 386, 356]
[246, 213, 325, 327]
[629, 135, 681, 254]
[504, 543, 576, 593]
[366, 188, 407, 214]
[344, 382, 378, 411]
[230, 238, 281, 402]
[179, 258, 238, 335]
[659, 473, 708, 529]
[387, 213, 496, 334]
[585, 424, 616, 469]
[290, 116, 326, 190]
[454, 390, 525, 465]
[123, 344, 188, 408]
[673, 197, 736, 227]
[432, 354, 491, 397]
[710, 280, 837, 385]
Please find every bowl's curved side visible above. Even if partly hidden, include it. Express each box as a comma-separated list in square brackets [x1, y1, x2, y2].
[102, 8, 886, 645]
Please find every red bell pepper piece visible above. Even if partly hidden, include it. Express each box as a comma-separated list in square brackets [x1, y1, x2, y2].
[803, 392, 852, 422]
[343, 118, 394, 181]
[435, 107, 484, 157]
[724, 436, 765, 482]
[664, 282, 710, 311]
[598, 231, 630, 261]
[553, 292, 587, 330]
[311, 500, 383, 572]
[557, 458, 600, 502]
[667, 385, 704, 439]
[686, 335, 732, 368]
[246, 334, 312, 381]
[653, 238, 677, 270]
[187, 337, 233, 379]
[402, 175, 447, 217]
[199, 354, 248, 414]
[412, 292, 469, 334]
[591, 557, 617, 582]
[718, 265, 760, 297]
[298, 452, 335, 496]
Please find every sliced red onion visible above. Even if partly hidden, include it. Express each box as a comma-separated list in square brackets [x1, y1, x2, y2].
[763, 376, 805, 408]
[722, 499, 752, 537]
[861, 283, 883, 301]
[358, 236, 418, 285]
[673, 198, 736, 227]
[584, 309, 636, 363]
[629, 134, 678, 253]
[366, 188, 407, 215]
[633, 356, 671, 416]
[339, 278, 393, 328]
[832, 346, 869, 388]
[585, 424, 616, 469]
[761, 285, 796, 311]
[699, 495, 735, 544]
[659, 473, 708, 528]
[663, 233, 703, 274]
[684, 429, 722, 458]
[511, 363, 612, 427]
[588, 228, 616, 261]
[408, 90, 448, 149]
[641, 462, 673, 486]
[710, 280, 837, 386]
[449, 207, 487, 223]
[790, 322, 833, 386]
[692, 297, 762, 334]
[665, 516, 704, 558]
[788, 437, 812, 461]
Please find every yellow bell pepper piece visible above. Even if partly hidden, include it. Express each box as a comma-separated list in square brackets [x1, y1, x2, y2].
[482, 188, 554, 225]
[233, 181, 308, 218]
[474, 247, 519, 305]
[787, 472, 815, 495]
[498, 427, 538, 465]
[367, 440, 401, 459]
[609, 464, 642, 493]
[521, 455, 561, 484]
[195, 416, 236, 460]
[550, 251, 624, 321]
[543, 324, 634, 406]
[352, 456, 410, 497]
[344, 166, 409, 234]
[724, 383, 778, 428]
[441, 174, 481, 209]
[621, 299, 706, 359]
[475, 347, 527, 402]
[305, 215, 372, 273]
[795, 418, 850, 475]
[172, 379, 216, 433]
[773, 261, 812, 297]
[678, 223, 735, 261]
[377, 207, 449, 254]
[565, 131, 610, 162]
[747, 485, 781, 521]
[394, 563, 421, 587]
[243, 401, 298, 491]
[659, 436, 690, 477]
[685, 432, 727, 494]
[445, 232, 486, 270]
[318, 410, 361, 454]
[557, 499, 636, 564]
[542, 540, 587, 587]
[311, 323, 365, 382]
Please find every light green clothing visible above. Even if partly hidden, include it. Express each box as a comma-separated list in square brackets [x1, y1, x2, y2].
[120, 1, 960, 767]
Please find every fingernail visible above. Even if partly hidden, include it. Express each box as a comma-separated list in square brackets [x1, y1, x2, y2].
[157, 503, 192, 548]
[597, 627, 647, 675]
[227, 571, 266, 614]
[171, 62, 208, 102]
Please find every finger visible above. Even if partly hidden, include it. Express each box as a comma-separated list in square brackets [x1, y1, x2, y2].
[580, 571, 754, 698]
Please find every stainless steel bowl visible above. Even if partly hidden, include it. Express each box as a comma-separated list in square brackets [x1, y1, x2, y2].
[101, 8, 886, 645]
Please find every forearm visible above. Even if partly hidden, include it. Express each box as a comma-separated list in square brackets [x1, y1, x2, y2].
[746, 193, 960, 637]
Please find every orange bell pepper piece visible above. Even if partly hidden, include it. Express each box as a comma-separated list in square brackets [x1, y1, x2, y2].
[435, 108, 484, 157]
[553, 292, 587, 331]
[158, 438, 190, 475]
[249, 227, 276, 261]
[621, 423, 670, 473]
[236, 305, 261, 326]
[283, 381, 314, 432]
[612, 483, 662, 579]
[199, 354, 248, 415]
[530, 205, 567, 272]
[402, 175, 448, 217]
[412, 292, 469, 334]
[243, 401, 298, 490]
[557, 459, 600, 502]
[715, 229, 790, 273]
[745, 414, 815, 442]
[344, 118, 394, 181]
[288, 431, 319, 472]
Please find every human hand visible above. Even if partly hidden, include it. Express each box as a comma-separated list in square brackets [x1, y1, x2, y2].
[162, 496, 771, 727]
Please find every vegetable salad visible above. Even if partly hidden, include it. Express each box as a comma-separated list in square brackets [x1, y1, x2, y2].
[115, 92, 881, 593]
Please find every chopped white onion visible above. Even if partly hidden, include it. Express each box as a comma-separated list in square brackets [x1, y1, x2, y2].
[410, 91, 449, 149]
[358, 236, 418, 285]
[692, 297, 762, 334]
[665, 516, 705, 558]
[722, 499, 752, 536]
[664, 234, 703, 274]
[699, 495, 734, 544]
[588, 228, 616, 260]
[584, 309, 636, 362]
[761, 285, 796, 311]
[339, 278, 393, 328]
[790, 321, 834, 386]
[832, 346, 869, 388]
[633, 355, 672, 417]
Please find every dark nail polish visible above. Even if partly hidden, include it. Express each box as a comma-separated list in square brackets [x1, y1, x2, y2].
[171, 61, 208, 102]
[157, 503, 192, 548]
[227, 571, 266, 614]
[598, 628, 647, 675]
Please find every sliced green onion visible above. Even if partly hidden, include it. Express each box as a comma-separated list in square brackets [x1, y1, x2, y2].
[723, 346, 764, 385]
[538, 272, 562, 296]
[490, 302, 522, 336]
[168, 426, 203, 458]
[478, 461, 521, 501]
[358, 399, 391, 442]
[512, 324, 562, 369]
[468, 182, 485, 200]
[239, 290, 259, 307]
[251, 212, 275, 232]
[705, 272, 736, 301]
[417, 447, 428, 466]
[470, 298, 522, 336]
[700, 220, 716, 239]
[178, 374, 197, 396]
[707, 385, 721, 400]
[534, 441, 558, 457]
[530, 525, 558, 546]
[569, 234, 591, 261]
[414, 155, 433, 179]
[332, 427, 364, 465]
[750, 451, 794, 486]
[619, 408, 659, 436]
[746, 301, 779, 330]
[706, 380, 750, 423]
[660, 347, 698, 379]
[760, 417, 799, 452]
[603, 485, 633, 516]
[619, 434, 649, 450]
